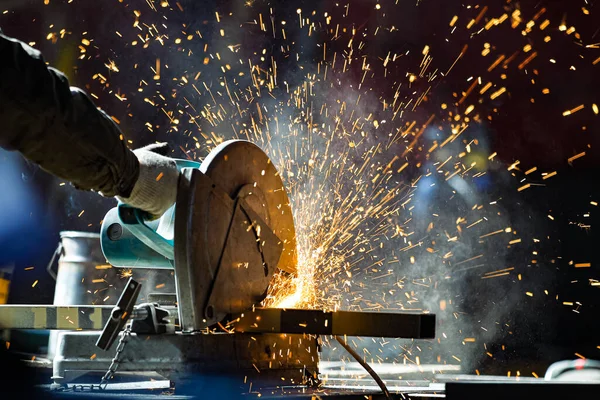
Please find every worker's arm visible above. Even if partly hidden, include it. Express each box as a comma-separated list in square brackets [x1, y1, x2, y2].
[0, 32, 178, 216]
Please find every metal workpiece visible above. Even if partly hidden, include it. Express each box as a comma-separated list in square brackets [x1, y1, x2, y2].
[230, 308, 436, 338]
[52, 331, 320, 387]
[0, 304, 177, 330]
[0, 305, 113, 330]
[0, 304, 434, 338]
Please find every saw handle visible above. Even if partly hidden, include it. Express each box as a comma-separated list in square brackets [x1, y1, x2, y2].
[114, 159, 201, 262]
[118, 205, 175, 260]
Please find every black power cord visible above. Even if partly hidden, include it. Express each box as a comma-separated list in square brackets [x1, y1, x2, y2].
[334, 335, 392, 400]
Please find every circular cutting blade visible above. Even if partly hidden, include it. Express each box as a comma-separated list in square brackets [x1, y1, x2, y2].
[200, 140, 297, 274]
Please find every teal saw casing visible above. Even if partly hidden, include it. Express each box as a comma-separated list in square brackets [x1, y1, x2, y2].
[100, 159, 200, 269]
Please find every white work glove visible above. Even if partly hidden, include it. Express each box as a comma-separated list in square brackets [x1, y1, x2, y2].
[116, 143, 180, 218]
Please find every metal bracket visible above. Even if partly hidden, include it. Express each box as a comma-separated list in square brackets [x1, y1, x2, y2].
[96, 278, 141, 351]
[130, 303, 172, 334]
[229, 308, 436, 338]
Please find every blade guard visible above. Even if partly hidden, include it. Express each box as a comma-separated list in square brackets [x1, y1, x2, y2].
[173, 168, 283, 330]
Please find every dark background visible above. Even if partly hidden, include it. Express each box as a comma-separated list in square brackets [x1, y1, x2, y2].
[0, 0, 598, 378]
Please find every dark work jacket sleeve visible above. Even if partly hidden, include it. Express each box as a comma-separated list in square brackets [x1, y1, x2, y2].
[0, 33, 138, 197]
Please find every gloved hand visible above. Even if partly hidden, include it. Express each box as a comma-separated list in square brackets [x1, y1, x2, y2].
[115, 143, 180, 218]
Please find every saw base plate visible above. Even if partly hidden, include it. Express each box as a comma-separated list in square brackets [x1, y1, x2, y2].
[52, 331, 319, 388]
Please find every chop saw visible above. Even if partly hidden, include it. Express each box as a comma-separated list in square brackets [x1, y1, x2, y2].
[101, 139, 298, 330]
[0, 140, 435, 397]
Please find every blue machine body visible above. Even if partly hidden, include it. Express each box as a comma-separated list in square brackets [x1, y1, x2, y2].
[100, 159, 201, 269]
